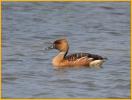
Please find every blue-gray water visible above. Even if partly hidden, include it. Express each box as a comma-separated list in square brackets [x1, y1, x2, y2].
[2, 2, 130, 98]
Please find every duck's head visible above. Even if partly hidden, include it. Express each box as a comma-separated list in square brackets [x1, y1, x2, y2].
[48, 38, 69, 52]
[53, 38, 69, 52]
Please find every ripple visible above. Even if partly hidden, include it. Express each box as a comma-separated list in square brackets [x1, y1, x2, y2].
[2, 73, 18, 84]
[49, 79, 77, 84]
[31, 57, 48, 61]
[31, 36, 56, 40]
[14, 53, 25, 57]
[107, 31, 122, 36]
[99, 6, 115, 10]
[112, 83, 130, 90]
[3, 58, 23, 62]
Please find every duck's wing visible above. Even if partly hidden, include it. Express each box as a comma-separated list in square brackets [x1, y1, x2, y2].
[64, 53, 105, 61]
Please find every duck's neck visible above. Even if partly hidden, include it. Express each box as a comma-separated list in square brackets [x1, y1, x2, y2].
[52, 50, 68, 66]
[57, 50, 68, 60]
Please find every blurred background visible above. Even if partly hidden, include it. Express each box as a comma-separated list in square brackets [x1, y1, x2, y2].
[2, 2, 130, 98]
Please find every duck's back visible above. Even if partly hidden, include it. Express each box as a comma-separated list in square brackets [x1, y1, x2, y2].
[63, 53, 106, 67]
[64, 53, 104, 61]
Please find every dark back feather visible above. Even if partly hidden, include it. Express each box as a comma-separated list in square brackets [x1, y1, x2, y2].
[64, 53, 104, 61]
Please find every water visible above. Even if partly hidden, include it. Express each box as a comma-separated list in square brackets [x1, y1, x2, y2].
[2, 2, 130, 98]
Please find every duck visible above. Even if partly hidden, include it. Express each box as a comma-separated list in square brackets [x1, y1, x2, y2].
[49, 38, 107, 69]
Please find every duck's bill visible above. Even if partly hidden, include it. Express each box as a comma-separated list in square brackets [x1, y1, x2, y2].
[48, 44, 54, 49]
[45, 44, 54, 51]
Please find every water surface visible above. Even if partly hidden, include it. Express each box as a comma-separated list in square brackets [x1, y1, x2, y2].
[2, 2, 130, 98]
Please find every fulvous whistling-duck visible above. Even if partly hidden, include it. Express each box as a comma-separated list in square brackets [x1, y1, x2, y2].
[48, 38, 107, 69]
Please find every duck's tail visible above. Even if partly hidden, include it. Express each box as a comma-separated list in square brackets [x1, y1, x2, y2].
[103, 57, 108, 61]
